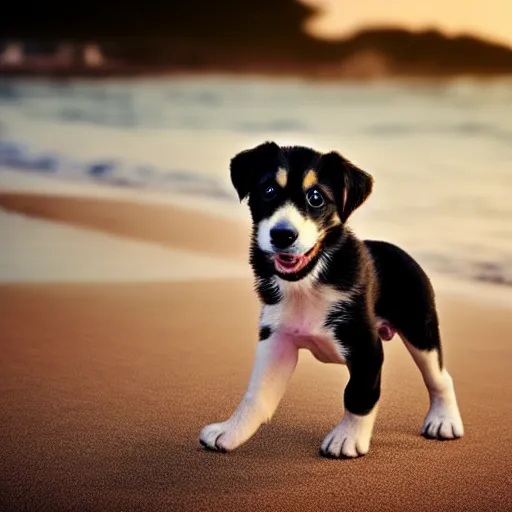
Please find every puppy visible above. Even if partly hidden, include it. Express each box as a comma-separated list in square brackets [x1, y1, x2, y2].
[200, 142, 464, 458]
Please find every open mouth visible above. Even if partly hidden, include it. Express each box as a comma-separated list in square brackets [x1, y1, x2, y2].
[274, 244, 320, 274]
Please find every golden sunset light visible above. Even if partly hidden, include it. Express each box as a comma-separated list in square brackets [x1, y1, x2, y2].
[304, 0, 512, 46]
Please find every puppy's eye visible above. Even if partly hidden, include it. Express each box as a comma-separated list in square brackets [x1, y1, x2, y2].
[262, 184, 277, 201]
[306, 188, 325, 209]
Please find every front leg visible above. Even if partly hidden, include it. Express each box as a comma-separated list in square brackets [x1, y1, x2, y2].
[200, 332, 298, 452]
[321, 320, 383, 459]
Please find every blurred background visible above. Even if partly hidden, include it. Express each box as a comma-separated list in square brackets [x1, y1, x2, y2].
[1, 0, 511, 290]
[1, 5, 512, 511]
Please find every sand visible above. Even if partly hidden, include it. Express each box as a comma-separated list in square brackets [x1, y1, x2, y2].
[0, 209, 248, 283]
[1, 193, 511, 512]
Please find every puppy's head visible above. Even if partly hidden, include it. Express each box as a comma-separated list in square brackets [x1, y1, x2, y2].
[231, 142, 373, 280]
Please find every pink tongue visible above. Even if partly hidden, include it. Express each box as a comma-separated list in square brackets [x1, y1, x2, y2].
[277, 254, 302, 270]
[279, 256, 300, 267]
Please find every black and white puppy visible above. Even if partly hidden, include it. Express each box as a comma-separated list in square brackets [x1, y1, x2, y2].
[200, 142, 464, 458]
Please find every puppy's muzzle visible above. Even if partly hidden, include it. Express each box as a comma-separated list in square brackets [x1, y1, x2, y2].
[270, 223, 298, 251]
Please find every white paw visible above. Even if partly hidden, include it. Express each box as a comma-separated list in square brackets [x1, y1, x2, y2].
[422, 399, 464, 440]
[320, 410, 376, 459]
[199, 421, 240, 452]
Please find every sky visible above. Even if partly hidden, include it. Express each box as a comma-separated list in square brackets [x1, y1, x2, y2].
[303, 0, 512, 47]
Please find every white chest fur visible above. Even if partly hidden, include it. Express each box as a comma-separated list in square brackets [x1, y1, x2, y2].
[260, 278, 351, 364]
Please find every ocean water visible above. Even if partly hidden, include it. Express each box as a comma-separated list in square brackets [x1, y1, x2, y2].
[0, 76, 511, 287]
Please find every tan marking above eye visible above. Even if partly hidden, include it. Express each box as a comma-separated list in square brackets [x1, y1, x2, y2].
[303, 169, 318, 190]
[276, 168, 288, 188]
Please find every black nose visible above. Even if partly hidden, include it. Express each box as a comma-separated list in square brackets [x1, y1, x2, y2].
[270, 225, 298, 250]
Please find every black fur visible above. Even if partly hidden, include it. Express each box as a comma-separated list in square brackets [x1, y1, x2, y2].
[259, 326, 272, 341]
[230, 141, 281, 202]
[233, 142, 443, 418]
[365, 240, 443, 367]
[326, 291, 384, 415]
[318, 151, 374, 222]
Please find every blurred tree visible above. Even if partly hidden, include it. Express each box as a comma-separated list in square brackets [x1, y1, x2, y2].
[2, 2, 512, 73]
[339, 28, 512, 75]
[1, 1, 329, 63]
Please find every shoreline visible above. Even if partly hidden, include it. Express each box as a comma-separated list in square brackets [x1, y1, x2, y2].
[2, 66, 512, 83]
[0, 189, 510, 307]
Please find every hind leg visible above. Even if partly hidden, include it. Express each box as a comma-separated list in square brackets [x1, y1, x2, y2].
[400, 318, 464, 440]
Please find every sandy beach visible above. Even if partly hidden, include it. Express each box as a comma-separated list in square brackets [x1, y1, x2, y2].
[0, 191, 511, 512]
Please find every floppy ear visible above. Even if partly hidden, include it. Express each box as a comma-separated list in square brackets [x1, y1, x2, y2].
[320, 151, 373, 222]
[230, 141, 280, 201]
